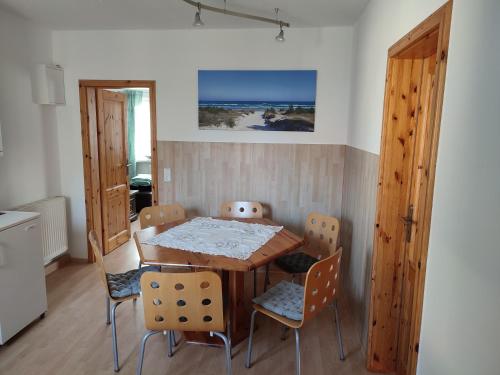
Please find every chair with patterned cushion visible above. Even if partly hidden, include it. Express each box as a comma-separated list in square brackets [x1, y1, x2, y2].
[88, 230, 161, 372]
[246, 248, 345, 375]
[136, 270, 232, 375]
[264, 212, 340, 291]
[137, 203, 186, 268]
[220, 201, 264, 298]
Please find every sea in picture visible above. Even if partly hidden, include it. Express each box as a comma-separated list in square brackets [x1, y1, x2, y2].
[198, 70, 317, 132]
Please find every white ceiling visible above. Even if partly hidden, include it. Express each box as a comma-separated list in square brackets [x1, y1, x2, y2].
[0, 0, 369, 30]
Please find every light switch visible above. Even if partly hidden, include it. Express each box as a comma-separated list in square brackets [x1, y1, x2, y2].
[163, 168, 172, 182]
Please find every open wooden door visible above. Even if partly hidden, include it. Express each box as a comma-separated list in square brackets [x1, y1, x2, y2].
[367, 2, 452, 375]
[80, 80, 158, 261]
[96, 89, 130, 254]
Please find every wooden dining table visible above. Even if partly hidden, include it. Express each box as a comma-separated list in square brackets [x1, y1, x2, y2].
[134, 217, 304, 347]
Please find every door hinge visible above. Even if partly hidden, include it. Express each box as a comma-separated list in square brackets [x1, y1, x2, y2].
[402, 204, 416, 243]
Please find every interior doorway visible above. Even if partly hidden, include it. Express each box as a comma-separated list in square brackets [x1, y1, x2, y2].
[79, 80, 158, 259]
[367, 2, 452, 375]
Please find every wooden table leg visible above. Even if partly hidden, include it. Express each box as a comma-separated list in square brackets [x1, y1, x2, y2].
[183, 270, 250, 348]
[227, 270, 251, 346]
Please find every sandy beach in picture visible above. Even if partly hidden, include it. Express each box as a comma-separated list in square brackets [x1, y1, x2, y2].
[198, 70, 317, 132]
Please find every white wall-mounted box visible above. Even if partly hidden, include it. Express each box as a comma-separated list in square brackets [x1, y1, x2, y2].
[32, 64, 65, 105]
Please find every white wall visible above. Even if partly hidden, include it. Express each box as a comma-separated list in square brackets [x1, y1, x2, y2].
[348, 0, 451, 154]
[0, 7, 61, 209]
[348, 0, 500, 373]
[52, 26, 353, 258]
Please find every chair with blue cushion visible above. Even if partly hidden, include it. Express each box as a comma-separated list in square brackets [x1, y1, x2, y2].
[88, 230, 161, 372]
[246, 248, 345, 375]
[264, 212, 340, 291]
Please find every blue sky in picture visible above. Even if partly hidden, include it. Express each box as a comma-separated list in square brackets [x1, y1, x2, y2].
[198, 70, 317, 103]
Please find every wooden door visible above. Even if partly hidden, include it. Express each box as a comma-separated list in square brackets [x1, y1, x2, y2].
[367, 3, 452, 375]
[395, 53, 436, 375]
[368, 57, 426, 371]
[96, 90, 130, 253]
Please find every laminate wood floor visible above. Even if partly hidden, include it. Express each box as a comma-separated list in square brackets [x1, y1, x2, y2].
[0, 222, 371, 375]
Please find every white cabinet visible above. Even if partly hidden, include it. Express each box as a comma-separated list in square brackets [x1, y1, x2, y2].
[0, 212, 47, 344]
[32, 64, 65, 105]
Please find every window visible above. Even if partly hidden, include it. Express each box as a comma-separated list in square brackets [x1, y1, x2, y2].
[134, 94, 151, 161]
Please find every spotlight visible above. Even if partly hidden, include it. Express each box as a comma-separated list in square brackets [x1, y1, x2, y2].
[275, 23, 285, 42]
[193, 2, 204, 27]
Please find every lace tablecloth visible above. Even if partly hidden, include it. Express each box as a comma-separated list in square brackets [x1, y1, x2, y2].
[142, 217, 283, 260]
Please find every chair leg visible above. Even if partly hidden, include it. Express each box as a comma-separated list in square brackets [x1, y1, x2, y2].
[263, 264, 270, 292]
[111, 302, 122, 372]
[227, 319, 232, 358]
[138, 260, 142, 270]
[294, 328, 301, 375]
[167, 330, 174, 357]
[136, 330, 160, 375]
[333, 300, 346, 361]
[106, 296, 111, 325]
[245, 310, 258, 368]
[171, 330, 178, 346]
[211, 331, 232, 375]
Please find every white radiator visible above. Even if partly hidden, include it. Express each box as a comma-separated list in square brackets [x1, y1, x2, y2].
[16, 196, 68, 265]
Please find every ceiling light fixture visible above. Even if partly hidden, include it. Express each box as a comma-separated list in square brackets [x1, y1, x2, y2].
[275, 23, 285, 42]
[274, 9, 285, 42]
[193, 2, 204, 26]
[182, 0, 290, 40]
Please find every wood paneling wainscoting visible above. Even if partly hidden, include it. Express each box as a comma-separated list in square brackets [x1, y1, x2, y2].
[340, 146, 379, 352]
[158, 142, 345, 236]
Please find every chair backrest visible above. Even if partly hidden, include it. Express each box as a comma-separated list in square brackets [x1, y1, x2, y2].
[139, 203, 186, 229]
[140, 271, 225, 333]
[220, 201, 263, 219]
[88, 230, 110, 297]
[303, 212, 340, 260]
[302, 247, 342, 323]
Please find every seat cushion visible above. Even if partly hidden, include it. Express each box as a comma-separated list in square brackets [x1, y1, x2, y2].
[106, 265, 160, 299]
[253, 280, 304, 321]
[275, 252, 318, 274]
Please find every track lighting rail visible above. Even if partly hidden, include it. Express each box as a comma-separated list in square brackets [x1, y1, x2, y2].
[182, 0, 291, 28]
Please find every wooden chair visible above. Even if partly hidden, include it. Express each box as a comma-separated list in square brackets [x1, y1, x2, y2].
[137, 203, 186, 268]
[88, 230, 160, 372]
[220, 201, 264, 297]
[220, 201, 263, 219]
[246, 248, 345, 375]
[264, 212, 340, 291]
[136, 271, 232, 375]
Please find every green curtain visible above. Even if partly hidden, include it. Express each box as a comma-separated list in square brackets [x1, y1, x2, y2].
[124, 90, 144, 180]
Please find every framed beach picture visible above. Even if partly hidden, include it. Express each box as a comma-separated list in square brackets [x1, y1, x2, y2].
[198, 70, 317, 132]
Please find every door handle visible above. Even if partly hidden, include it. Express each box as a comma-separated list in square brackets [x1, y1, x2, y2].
[401, 205, 416, 243]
